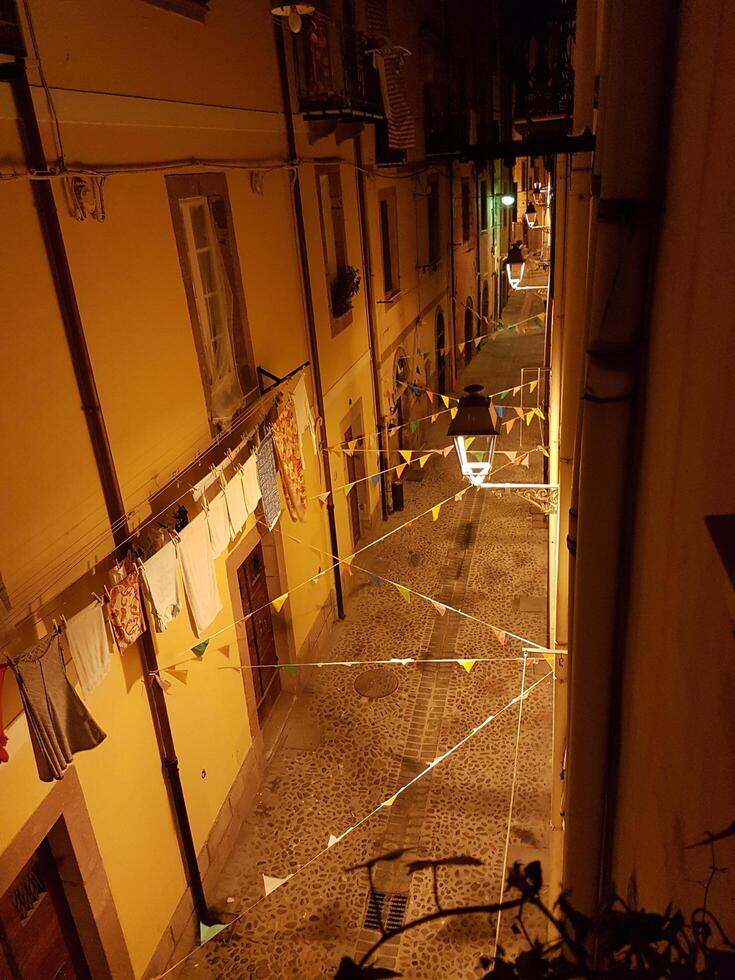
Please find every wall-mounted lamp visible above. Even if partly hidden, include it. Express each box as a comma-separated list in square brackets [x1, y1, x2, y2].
[500, 193, 516, 207]
[506, 243, 526, 288]
[271, 1, 315, 33]
[525, 200, 537, 227]
[446, 385, 499, 486]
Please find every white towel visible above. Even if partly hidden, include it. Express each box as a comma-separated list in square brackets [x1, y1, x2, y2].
[65, 601, 110, 696]
[206, 492, 231, 558]
[141, 541, 181, 632]
[178, 512, 223, 637]
[224, 474, 248, 537]
[241, 455, 262, 513]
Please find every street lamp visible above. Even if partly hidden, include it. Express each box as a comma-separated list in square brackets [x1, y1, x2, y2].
[270, 1, 315, 33]
[447, 385, 499, 486]
[525, 200, 537, 227]
[506, 243, 525, 288]
[500, 192, 516, 207]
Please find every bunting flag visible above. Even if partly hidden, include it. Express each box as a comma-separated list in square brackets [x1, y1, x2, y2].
[394, 583, 411, 604]
[431, 504, 442, 521]
[327, 833, 340, 849]
[534, 407, 545, 420]
[263, 875, 291, 897]
[464, 436, 476, 450]
[525, 411, 534, 425]
[515, 406, 525, 418]
[431, 413, 439, 423]
[496, 406, 504, 418]
[529, 380, 538, 393]
[474, 337, 482, 350]
[499, 451, 517, 462]
[440, 394, 450, 408]
[367, 572, 382, 588]
[382, 794, 398, 808]
[285, 664, 298, 675]
[458, 659, 477, 674]
[454, 489, 467, 502]
[512, 386, 521, 395]
[538, 445, 550, 457]
[499, 389, 510, 399]
[344, 482, 356, 496]
[200, 922, 227, 946]
[399, 449, 412, 463]
[371, 473, 381, 488]
[429, 599, 447, 616]
[419, 453, 431, 468]
[493, 628, 507, 646]
[317, 491, 331, 504]
[458, 342, 466, 353]
[442, 445, 454, 458]
[271, 593, 289, 613]
[192, 640, 209, 657]
[450, 407, 458, 419]
[521, 454, 531, 468]
[167, 668, 189, 684]
[426, 390, 435, 404]
[348, 438, 359, 452]
[410, 420, 419, 434]
[153, 674, 172, 693]
[395, 462, 407, 479]
[505, 418, 517, 434]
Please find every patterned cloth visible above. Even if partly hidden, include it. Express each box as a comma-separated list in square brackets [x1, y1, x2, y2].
[272, 395, 307, 522]
[256, 433, 281, 531]
[0, 665, 8, 764]
[108, 569, 146, 652]
[11, 633, 106, 781]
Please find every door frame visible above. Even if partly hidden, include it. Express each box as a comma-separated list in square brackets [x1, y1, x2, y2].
[0, 771, 132, 980]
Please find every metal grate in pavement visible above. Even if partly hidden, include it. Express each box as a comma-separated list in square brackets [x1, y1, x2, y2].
[363, 892, 409, 932]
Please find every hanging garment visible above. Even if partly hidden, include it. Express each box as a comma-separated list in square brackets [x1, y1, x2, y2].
[256, 434, 282, 531]
[64, 600, 110, 696]
[11, 633, 106, 782]
[0, 665, 8, 763]
[206, 491, 231, 558]
[241, 454, 262, 514]
[224, 473, 248, 537]
[141, 541, 181, 632]
[178, 511, 222, 637]
[373, 47, 415, 149]
[293, 376, 318, 455]
[272, 395, 307, 522]
[107, 569, 146, 652]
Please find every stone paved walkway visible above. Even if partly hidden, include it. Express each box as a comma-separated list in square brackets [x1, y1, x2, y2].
[176, 294, 553, 979]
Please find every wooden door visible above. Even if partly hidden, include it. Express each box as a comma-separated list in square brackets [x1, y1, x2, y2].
[436, 311, 446, 394]
[464, 301, 473, 365]
[237, 545, 281, 724]
[344, 425, 362, 547]
[0, 841, 90, 980]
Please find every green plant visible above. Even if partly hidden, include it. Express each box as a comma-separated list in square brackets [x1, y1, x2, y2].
[332, 265, 361, 318]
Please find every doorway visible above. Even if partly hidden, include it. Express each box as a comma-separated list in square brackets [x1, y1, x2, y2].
[237, 544, 281, 724]
[481, 281, 489, 339]
[343, 424, 366, 547]
[435, 308, 446, 394]
[464, 296, 474, 366]
[0, 840, 90, 980]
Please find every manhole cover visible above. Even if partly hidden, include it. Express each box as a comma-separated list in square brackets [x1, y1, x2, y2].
[354, 668, 398, 699]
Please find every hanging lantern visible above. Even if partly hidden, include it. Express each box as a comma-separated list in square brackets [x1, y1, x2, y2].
[447, 385, 499, 487]
[506, 243, 525, 288]
[525, 200, 537, 227]
[271, 2, 315, 34]
[532, 180, 543, 205]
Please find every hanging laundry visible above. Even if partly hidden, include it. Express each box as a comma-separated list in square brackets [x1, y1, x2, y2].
[10, 632, 106, 782]
[141, 540, 181, 632]
[241, 454, 262, 514]
[257, 433, 281, 531]
[206, 491, 231, 558]
[224, 473, 248, 537]
[293, 376, 318, 454]
[0, 665, 8, 763]
[107, 569, 146, 652]
[178, 511, 223, 637]
[64, 600, 110, 696]
[272, 395, 307, 522]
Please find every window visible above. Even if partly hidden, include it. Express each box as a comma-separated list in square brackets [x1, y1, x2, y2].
[461, 178, 471, 244]
[480, 178, 488, 232]
[0, 0, 24, 55]
[379, 189, 400, 297]
[317, 167, 349, 320]
[427, 179, 441, 266]
[166, 173, 254, 428]
[142, 0, 209, 21]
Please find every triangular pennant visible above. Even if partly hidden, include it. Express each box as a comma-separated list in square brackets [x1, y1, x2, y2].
[426, 389, 435, 404]
[529, 380, 538, 393]
[382, 794, 398, 808]
[504, 451, 517, 462]
[442, 445, 454, 458]
[430, 599, 447, 616]
[200, 922, 227, 945]
[458, 342, 466, 353]
[284, 663, 298, 674]
[512, 386, 521, 395]
[464, 436, 475, 450]
[192, 640, 209, 657]
[521, 454, 531, 468]
[395, 463, 407, 479]
[368, 572, 382, 588]
[505, 418, 517, 434]
[419, 454, 430, 468]
[534, 407, 546, 420]
[348, 438, 358, 452]
[166, 668, 189, 684]
[454, 489, 467, 502]
[343, 482, 356, 496]
[399, 449, 412, 463]
[489, 404, 498, 429]
[450, 407, 458, 419]
[471, 451, 485, 461]
[499, 390, 510, 399]
[431, 504, 442, 522]
[474, 337, 481, 350]
[153, 674, 172, 693]
[371, 473, 381, 488]
[317, 491, 331, 504]
[430, 413, 439, 423]
[525, 411, 534, 425]
[393, 582, 411, 604]
[440, 394, 450, 408]
[538, 445, 550, 457]
[263, 874, 291, 897]
[328, 445, 341, 455]
[271, 593, 289, 613]
[410, 420, 419, 433]
[496, 406, 504, 418]
[327, 833, 340, 848]
[493, 628, 507, 646]
[458, 659, 477, 674]
[515, 406, 525, 418]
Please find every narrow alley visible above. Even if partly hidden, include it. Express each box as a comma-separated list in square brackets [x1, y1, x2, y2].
[177, 293, 553, 979]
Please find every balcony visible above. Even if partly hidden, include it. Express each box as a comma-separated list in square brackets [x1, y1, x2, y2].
[511, 0, 575, 135]
[293, 13, 385, 122]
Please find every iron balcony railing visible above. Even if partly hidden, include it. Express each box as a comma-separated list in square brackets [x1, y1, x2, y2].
[293, 13, 385, 121]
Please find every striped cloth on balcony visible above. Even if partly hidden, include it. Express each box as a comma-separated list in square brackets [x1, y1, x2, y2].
[367, 0, 415, 150]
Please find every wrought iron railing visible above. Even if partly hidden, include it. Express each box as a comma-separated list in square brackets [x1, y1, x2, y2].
[512, 0, 576, 125]
[293, 13, 384, 121]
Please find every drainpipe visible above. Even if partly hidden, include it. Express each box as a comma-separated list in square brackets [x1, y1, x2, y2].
[353, 133, 389, 522]
[273, 20, 345, 619]
[2, 58, 212, 925]
[562, 0, 679, 917]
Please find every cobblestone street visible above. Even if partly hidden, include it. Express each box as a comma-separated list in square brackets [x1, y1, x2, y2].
[177, 294, 554, 980]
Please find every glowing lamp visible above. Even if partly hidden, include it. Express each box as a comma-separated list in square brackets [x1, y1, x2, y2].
[525, 201, 537, 227]
[447, 385, 499, 487]
[271, 2, 315, 33]
[506, 243, 525, 288]
[500, 193, 515, 207]
[532, 181, 543, 204]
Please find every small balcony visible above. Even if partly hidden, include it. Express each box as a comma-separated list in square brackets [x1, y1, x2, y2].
[511, 0, 576, 135]
[293, 13, 385, 122]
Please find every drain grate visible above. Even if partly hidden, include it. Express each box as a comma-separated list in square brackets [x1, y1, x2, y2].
[363, 892, 409, 932]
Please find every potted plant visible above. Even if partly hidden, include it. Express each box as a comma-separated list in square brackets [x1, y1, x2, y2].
[332, 265, 361, 318]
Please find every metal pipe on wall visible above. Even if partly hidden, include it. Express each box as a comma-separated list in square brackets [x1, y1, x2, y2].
[562, 0, 680, 918]
[2, 58, 212, 926]
[273, 19, 346, 619]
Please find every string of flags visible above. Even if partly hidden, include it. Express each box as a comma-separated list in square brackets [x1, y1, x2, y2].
[152, 669, 553, 977]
